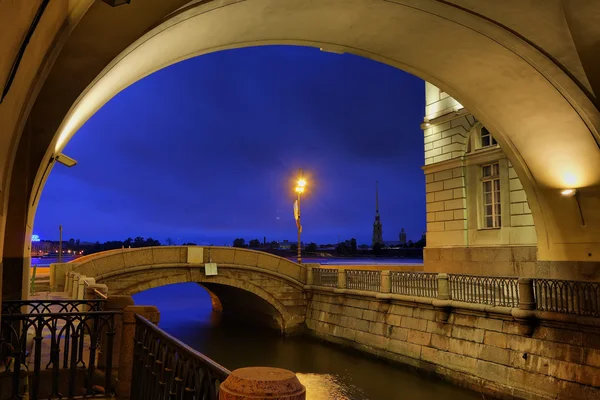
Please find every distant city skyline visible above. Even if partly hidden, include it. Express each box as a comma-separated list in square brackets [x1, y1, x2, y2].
[34, 46, 426, 246]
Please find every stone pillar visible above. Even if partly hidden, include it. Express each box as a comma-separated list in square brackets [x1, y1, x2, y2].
[518, 278, 536, 310]
[116, 305, 160, 400]
[381, 271, 391, 293]
[437, 273, 450, 300]
[337, 269, 346, 289]
[1, 257, 29, 300]
[219, 367, 305, 400]
[98, 295, 134, 370]
[65, 271, 73, 293]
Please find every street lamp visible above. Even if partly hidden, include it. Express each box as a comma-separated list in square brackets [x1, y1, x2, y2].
[294, 169, 306, 264]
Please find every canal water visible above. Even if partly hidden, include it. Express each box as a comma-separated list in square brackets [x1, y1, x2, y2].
[134, 283, 481, 400]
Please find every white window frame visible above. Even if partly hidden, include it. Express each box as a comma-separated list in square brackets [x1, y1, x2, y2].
[480, 127, 498, 148]
[481, 162, 501, 229]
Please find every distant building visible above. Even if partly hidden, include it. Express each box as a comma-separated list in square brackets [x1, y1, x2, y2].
[372, 181, 383, 247]
[399, 228, 407, 245]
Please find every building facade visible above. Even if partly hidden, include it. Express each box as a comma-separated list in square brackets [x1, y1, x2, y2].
[423, 83, 537, 276]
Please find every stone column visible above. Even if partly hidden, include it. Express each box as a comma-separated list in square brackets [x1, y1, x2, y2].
[518, 278, 536, 310]
[116, 305, 160, 400]
[437, 273, 450, 300]
[219, 367, 305, 400]
[381, 271, 391, 293]
[337, 269, 346, 289]
[98, 295, 134, 370]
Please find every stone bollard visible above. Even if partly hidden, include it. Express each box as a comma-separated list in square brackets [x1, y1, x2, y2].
[98, 295, 134, 370]
[337, 269, 346, 289]
[381, 271, 391, 293]
[437, 273, 450, 300]
[219, 367, 305, 400]
[116, 305, 160, 400]
[518, 278, 536, 310]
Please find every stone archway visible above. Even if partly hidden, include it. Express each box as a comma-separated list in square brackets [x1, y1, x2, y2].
[2, 0, 600, 300]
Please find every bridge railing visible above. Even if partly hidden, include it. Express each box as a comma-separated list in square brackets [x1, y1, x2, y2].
[312, 268, 338, 287]
[346, 270, 381, 292]
[307, 266, 600, 316]
[391, 271, 438, 298]
[0, 307, 117, 399]
[533, 278, 600, 317]
[448, 274, 519, 308]
[131, 314, 230, 400]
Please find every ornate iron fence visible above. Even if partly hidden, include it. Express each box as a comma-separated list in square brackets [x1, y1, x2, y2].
[391, 271, 438, 298]
[2, 299, 105, 314]
[131, 314, 230, 400]
[449, 274, 519, 307]
[0, 311, 117, 400]
[312, 268, 338, 287]
[346, 270, 381, 292]
[533, 279, 600, 317]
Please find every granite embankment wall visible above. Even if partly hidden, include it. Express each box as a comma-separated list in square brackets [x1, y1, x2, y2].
[305, 289, 600, 400]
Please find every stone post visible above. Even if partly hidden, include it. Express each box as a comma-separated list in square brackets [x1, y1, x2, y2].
[306, 265, 314, 286]
[518, 278, 536, 310]
[50, 263, 72, 292]
[437, 273, 450, 300]
[219, 367, 305, 400]
[98, 295, 134, 370]
[337, 269, 346, 289]
[65, 271, 73, 294]
[116, 305, 160, 400]
[381, 271, 391, 293]
[71, 274, 80, 299]
[77, 275, 88, 300]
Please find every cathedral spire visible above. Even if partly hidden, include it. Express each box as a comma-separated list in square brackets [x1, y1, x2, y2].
[376, 181, 379, 215]
[372, 181, 383, 247]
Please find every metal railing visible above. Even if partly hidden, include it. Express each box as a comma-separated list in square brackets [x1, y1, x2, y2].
[131, 314, 230, 400]
[346, 270, 381, 292]
[391, 271, 438, 298]
[2, 299, 105, 314]
[0, 311, 117, 400]
[533, 279, 600, 317]
[313, 268, 338, 287]
[449, 274, 519, 307]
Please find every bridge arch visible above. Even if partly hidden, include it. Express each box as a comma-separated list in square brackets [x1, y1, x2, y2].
[70, 247, 308, 334]
[3, 0, 600, 299]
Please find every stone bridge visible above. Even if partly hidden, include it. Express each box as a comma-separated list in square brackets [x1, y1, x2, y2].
[55, 246, 308, 334]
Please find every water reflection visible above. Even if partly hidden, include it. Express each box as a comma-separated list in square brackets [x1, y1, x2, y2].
[134, 283, 481, 400]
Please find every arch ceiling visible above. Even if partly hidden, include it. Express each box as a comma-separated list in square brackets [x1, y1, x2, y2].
[4, 0, 600, 263]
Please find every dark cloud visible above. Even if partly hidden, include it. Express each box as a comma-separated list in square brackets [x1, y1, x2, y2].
[35, 46, 425, 245]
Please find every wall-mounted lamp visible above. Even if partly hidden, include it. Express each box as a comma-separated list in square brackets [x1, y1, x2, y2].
[561, 188, 585, 226]
[55, 153, 77, 168]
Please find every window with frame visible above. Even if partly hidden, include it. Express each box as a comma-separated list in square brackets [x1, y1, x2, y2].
[482, 163, 501, 228]
[480, 127, 498, 148]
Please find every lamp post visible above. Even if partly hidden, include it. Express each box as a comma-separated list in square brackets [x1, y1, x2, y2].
[294, 170, 306, 264]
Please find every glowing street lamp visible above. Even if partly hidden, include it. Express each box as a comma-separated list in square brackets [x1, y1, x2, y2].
[294, 169, 307, 263]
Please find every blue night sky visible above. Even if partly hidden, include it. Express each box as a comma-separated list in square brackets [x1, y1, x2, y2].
[34, 46, 425, 246]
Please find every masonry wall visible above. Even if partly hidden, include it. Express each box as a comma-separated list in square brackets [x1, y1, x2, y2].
[306, 290, 600, 400]
[423, 83, 538, 276]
